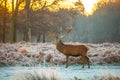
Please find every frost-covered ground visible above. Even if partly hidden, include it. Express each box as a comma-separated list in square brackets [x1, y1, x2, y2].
[0, 65, 120, 80]
[0, 42, 120, 66]
[0, 42, 120, 80]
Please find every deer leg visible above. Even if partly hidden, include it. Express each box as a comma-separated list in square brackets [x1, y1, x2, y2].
[87, 57, 90, 68]
[85, 56, 90, 68]
[79, 56, 85, 68]
[80, 56, 85, 68]
[66, 56, 69, 68]
[82, 62, 84, 68]
[88, 62, 90, 68]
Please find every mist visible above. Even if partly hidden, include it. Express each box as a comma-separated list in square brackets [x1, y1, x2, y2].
[70, 4, 120, 43]
[0, 0, 120, 43]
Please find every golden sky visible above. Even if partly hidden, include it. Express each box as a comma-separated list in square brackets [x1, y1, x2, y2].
[5, 0, 117, 16]
[56, 0, 117, 16]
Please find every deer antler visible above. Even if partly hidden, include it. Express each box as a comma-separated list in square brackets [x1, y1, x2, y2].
[66, 26, 73, 33]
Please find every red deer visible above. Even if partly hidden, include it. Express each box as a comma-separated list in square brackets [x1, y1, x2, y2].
[55, 34, 90, 68]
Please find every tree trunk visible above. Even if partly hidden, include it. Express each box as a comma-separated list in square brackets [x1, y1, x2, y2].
[10, 0, 16, 43]
[2, 0, 7, 43]
[23, 26, 29, 42]
[28, 28, 31, 42]
[24, 0, 31, 42]
[42, 34, 46, 43]
[37, 33, 41, 42]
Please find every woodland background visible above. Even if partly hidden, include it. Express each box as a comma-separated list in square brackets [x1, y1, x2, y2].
[0, 0, 120, 43]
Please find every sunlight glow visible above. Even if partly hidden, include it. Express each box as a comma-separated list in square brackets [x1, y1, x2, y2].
[7, 0, 16, 11]
[4, 0, 118, 16]
[7, 0, 24, 11]
[81, 0, 99, 16]
[58, 0, 78, 9]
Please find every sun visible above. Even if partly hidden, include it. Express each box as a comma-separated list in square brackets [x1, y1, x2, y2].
[63, 0, 100, 16]
[81, 0, 100, 16]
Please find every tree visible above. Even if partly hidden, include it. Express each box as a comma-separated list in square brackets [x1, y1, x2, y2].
[13, 0, 78, 42]
[0, 5, 4, 42]
[22, 0, 66, 42]
[23, 0, 31, 42]
[10, 0, 24, 43]
[2, 0, 7, 43]
[0, 0, 9, 43]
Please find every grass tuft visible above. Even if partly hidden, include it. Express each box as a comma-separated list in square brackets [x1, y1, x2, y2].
[12, 68, 64, 80]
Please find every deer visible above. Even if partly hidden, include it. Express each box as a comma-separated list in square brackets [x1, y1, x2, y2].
[54, 33, 90, 68]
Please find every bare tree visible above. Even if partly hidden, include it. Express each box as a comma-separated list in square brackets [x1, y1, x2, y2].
[0, 0, 9, 43]
[22, 0, 66, 42]
[15, 0, 78, 42]
[23, 0, 31, 42]
[2, 0, 7, 43]
[10, 0, 24, 43]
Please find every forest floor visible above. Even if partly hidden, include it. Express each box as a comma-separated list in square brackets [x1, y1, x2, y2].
[0, 42, 120, 80]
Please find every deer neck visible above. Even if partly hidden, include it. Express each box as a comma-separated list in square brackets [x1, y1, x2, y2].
[56, 40, 64, 53]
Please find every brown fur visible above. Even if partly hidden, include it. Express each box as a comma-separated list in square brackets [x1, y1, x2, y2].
[55, 38, 90, 68]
